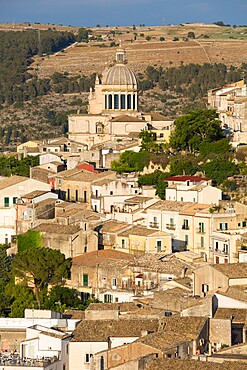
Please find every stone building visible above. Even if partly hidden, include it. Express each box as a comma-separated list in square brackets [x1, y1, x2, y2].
[68, 47, 172, 149]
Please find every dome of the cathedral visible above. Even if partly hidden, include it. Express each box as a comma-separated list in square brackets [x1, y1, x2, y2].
[105, 64, 137, 86]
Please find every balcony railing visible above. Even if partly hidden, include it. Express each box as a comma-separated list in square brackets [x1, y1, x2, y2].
[149, 222, 159, 229]
[182, 225, 189, 230]
[196, 228, 206, 234]
[214, 248, 229, 255]
[166, 223, 176, 230]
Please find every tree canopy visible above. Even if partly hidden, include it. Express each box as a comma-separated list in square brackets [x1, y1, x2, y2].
[12, 247, 71, 308]
[169, 109, 223, 152]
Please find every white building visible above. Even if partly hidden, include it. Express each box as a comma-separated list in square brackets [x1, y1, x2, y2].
[165, 175, 222, 205]
[0, 176, 51, 244]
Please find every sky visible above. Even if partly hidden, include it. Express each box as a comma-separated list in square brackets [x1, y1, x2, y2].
[1, 0, 247, 27]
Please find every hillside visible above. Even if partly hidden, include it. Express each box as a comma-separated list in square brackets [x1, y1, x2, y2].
[1, 23, 247, 151]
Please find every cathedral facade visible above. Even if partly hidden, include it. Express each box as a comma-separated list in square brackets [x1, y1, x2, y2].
[68, 47, 171, 149]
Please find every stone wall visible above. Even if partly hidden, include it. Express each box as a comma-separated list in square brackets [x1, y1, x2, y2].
[210, 318, 231, 346]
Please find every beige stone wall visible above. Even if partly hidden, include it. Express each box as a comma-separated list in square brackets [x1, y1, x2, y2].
[193, 265, 229, 296]
[210, 318, 231, 346]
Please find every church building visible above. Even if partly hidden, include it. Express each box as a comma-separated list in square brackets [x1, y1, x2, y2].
[68, 46, 172, 149]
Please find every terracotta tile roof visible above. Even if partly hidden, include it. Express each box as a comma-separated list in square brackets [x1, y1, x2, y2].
[216, 285, 247, 303]
[99, 220, 130, 233]
[86, 302, 137, 312]
[139, 316, 207, 351]
[0, 175, 28, 190]
[32, 223, 80, 235]
[111, 115, 145, 122]
[147, 200, 192, 212]
[165, 175, 210, 182]
[213, 263, 247, 279]
[150, 113, 172, 121]
[63, 310, 85, 320]
[119, 226, 169, 237]
[179, 203, 211, 216]
[72, 249, 134, 267]
[147, 359, 247, 370]
[22, 190, 50, 199]
[133, 253, 196, 275]
[214, 308, 247, 323]
[71, 318, 159, 342]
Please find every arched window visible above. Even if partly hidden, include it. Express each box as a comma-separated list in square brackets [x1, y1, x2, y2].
[105, 95, 107, 109]
[108, 95, 112, 109]
[133, 94, 136, 110]
[114, 94, 119, 109]
[120, 94, 125, 109]
[127, 94, 131, 109]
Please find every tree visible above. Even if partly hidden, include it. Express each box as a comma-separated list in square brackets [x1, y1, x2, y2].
[111, 150, 151, 173]
[187, 31, 195, 39]
[169, 109, 223, 153]
[77, 28, 89, 43]
[13, 247, 71, 308]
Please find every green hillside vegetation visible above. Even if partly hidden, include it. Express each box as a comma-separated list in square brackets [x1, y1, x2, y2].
[112, 109, 244, 198]
[0, 243, 99, 317]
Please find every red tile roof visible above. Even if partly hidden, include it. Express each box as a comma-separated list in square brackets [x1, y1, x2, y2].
[165, 175, 210, 182]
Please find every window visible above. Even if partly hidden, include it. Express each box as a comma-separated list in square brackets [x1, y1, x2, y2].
[223, 243, 228, 254]
[180, 197, 184, 201]
[156, 240, 162, 252]
[215, 241, 218, 251]
[121, 239, 126, 248]
[66, 344, 69, 354]
[202, 284, 209, 293]
[133, 94, 136, 110]
[4, 197, 9, 207]
[75, 189, 79, 202]
[160, 133, 164, 138]
[67, 189, 70, 201]
[112, 278, 117, 287]
[185, 235, 188, 247]
[83, 274, 88, 287]
[83, 191, 87, 203]
[200, 236, 204, 248]
[13, 197, 17, 205]
[110, 191, 113, 195]
[84, 246, 87, 253]
[85, 354, 93, 363]
[114, 94, 119, 109]
[100, 356, 105, 370]
[104, 294, 113, 303]
[220, 222, 228, 231]
[183, 219, 189, 230]
[242, 221, 247, 227]
[127, 94, 131, 109]
[170, 218, 174, 225]
[108, 95, 112, 109]
[120, 94, 125, 109]
[95, 190, 98, 198]
[199, 222, 205, 233]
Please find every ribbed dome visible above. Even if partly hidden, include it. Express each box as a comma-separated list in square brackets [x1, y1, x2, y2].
[105, 64, 137, 86]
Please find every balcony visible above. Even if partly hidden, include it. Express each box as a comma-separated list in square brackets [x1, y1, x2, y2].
[166, 223, 176, 230]
[182, 225, 190, 230]
[214, 248, 229, 255]
[149, 222, 159, 229]
[196, 228, 206, 234]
